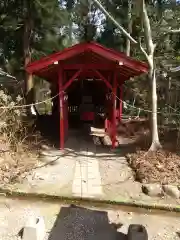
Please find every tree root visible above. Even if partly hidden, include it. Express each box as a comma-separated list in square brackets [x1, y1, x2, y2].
[148, 140, 162, 152]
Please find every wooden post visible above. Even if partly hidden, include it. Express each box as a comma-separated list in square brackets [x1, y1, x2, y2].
[112, 71, 117, 149]
[119, 84, 123, 122]
[26, 73, 34, 115]
[105, 73, 111, 132]
[26, 73, 33, 94]
[63, 70, 68, 141]
[58, 67, 64, 150]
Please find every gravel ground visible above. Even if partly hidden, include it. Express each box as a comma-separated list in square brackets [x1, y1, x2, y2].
[0, 197, 180, 240]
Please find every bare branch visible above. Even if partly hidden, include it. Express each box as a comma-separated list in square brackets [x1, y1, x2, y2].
[156, 28, 180, 44]
[139, 38, 149, 62]
[92, 0, 150, 61]
[126, 0, 132, 56]
[165, 29, 180, 33]
[92, 0, 137, 44]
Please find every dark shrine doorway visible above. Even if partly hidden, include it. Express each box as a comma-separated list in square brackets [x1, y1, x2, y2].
[68, 76, 106, 130]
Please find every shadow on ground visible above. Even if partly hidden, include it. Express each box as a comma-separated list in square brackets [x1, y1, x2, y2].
[35, 114, 60, 144]
[48, 205, 126, 240]
[35, 114, 137, 158]
[35, 114, 180, 156]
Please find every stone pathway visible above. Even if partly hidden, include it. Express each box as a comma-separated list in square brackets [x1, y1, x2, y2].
[13, 132, 141, 202]
[9, 131, 175, 205]
[72, 140, 103, 198]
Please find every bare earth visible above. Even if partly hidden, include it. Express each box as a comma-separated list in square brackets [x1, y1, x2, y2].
[0, 196, 180, 240]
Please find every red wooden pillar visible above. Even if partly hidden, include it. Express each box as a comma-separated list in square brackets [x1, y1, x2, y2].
[63, 70, 68, 141]
[105, 90, 109, 132]
[119, 84, 123, 122]
[58, 67, 64, 150]
[112, 71, 117, 149]
[104, 73, 112, 132]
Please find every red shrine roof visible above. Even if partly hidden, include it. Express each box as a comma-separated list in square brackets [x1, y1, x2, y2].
[26, 41, 148, 82]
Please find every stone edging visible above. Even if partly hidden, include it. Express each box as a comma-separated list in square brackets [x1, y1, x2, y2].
[142, 183, 180, 199]
[0, 187, 180, 213]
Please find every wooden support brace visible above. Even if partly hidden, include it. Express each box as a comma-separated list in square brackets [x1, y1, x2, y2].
[93, 69, 113, 90]
[62, 69, 82, 91]
[119, 84, 123, 122]
[112, 71, 117, 149]
[58, 67, 64, 150]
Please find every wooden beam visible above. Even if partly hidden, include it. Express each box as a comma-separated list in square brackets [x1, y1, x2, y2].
[62, 69, 82, 91]
[119, 84, 123, 122]
[62, 63, 130, 80]
[62, 63, 116, 70]
[93, 69, 113, 90]
[58, 67, 64, 150]
[88, 44, 148, 73]
[26, 43, 88, 73]
[112, 71, 117, 149]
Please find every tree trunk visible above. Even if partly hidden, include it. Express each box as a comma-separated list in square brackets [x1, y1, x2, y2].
[149, 66, 162, 151]
[92, 0, 162, 151]
[140, 0, 162, 151]
[93, 0, 180, 151]
[126, 0, 132, 56]
[24, 17, 33, 94]
[23, 2, 34, 111]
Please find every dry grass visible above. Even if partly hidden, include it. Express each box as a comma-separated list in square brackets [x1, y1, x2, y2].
[0, 132, 45, 185]
[127, 150, 180, 185]
[0, 147, 38, 184]
[0, 89, 46, 185]
[120, 118, 180, 185]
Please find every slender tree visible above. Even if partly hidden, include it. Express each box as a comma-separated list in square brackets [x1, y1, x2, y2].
[126, 0, 132, 56]
[93, 0, 180, 151]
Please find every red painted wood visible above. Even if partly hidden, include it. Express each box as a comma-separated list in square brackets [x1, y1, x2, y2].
[119, 84, 123, 122]
[58, 67, 64, 150]
[63, 71, 69, 140]
[25, 42, 149, 151]
[105, 89, 113, 137]
[80, 112, 95, 121]
[112, 71, 117, 149]
[105, 118, 108, 131]
[93, 69, 113, 90]
[64, 94, 68, 140]
[61, 63, 116, 70]
[26, 42, 88, 73]
[62, 69, 82, 91]
[104, 73, 113, 135]
[87, 42, 148, 72]
[79, 70, 100, 79]
[26, 42, 148, 80]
